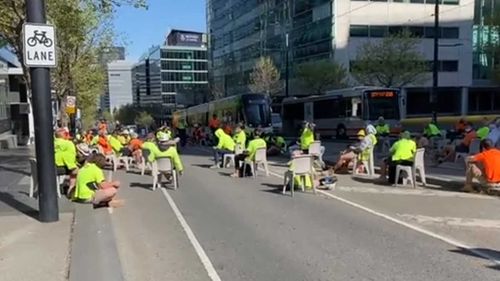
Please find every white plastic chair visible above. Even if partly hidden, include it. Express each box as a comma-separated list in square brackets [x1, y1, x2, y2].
[308, 141, 325, 167]
[223, 144, 243, 168]
[455, 139, 481, 162]
[282, 155, 315, 197]
[243, 148, 269, 177]
[395, 148, 427, 188]
[152, 157, 179, 190]
[29, 158, 62, 198]
[352, 148, 375, 176]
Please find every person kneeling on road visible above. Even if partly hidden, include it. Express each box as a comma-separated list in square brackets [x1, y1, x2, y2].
[211, 128, 235, 168]
[73, 154, 123, 208]
[231, 129, 266, 178]
[463, 139, 500, 193]
[378, 131, 416, 185]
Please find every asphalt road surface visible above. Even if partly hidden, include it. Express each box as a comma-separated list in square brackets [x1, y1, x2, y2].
[111, 149, 500, 281]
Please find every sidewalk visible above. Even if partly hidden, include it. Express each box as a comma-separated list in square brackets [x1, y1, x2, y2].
[0, 146, 74, 281]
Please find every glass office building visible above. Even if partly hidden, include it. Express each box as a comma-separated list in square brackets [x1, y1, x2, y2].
[132, 30, 208, 120]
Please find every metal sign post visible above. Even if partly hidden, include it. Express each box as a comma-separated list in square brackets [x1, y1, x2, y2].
[25, 0, 59, 222]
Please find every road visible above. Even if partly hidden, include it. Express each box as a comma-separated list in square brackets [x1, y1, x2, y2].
[107, 148, 500, 281]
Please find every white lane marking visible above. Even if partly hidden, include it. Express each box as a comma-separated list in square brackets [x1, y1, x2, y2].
[267, 170, 500, 265]
[398, 214, 500, 229]
[160, 188, 222, 281]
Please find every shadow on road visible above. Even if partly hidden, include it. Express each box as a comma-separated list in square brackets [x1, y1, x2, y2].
[449, 247, 500, 271]
[129, 182, 153, 190]
[191, 164, 213, 169]
[0, 191, 38, 220]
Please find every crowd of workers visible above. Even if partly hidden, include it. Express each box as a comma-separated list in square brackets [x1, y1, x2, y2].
[50, 113, 500, 210]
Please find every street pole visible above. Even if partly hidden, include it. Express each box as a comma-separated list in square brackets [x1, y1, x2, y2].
[431, 0, 439, 123]
[285, 33, 289, 98]
[26, 0, 59, 222]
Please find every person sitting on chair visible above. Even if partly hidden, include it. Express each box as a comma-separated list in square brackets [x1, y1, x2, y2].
[128, 132, 143, 164]
[378, 131, 417, 185]
[438, 124, 477, 163]
[463, 139, 500, 193]
[333, 125, 377, 174]
[211, 128, 235, 168]
[54, 128, 79, 194]
[231, 129, 266, 178]
[148, 134, 184, 174]
[73, 154, 123, 208]
[423, 121, 441, 139]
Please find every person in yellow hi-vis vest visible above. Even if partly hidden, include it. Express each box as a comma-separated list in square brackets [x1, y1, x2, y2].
[376, 116, 390, 137]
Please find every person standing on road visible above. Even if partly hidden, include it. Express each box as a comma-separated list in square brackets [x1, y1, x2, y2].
[463, 139, 500, 193]
[233, 124, 247, 150]
[376, 117, 390, 137]
[209, 114, 220, 136]
[177, 119, 187, 147]
[211, 128, 235, 168]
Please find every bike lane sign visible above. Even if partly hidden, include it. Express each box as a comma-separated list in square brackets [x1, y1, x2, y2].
[23, 23, 57, 68]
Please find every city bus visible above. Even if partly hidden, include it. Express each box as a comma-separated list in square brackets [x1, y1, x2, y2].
[173, 93, 272, 131]
[282, 87, 402, 138]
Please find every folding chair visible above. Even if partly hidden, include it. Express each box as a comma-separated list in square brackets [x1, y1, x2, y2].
[282, 155, 314, 197]
[243, 148, 269, 177]
[395, 148, 427, 188]
[152, 157, 179, 190]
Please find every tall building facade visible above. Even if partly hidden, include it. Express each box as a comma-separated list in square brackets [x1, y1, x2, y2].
[208, 0, 500, 115]
[107, 61, 133, 112]
[98, 46, 126, 111]
[133, 30, 208, 121]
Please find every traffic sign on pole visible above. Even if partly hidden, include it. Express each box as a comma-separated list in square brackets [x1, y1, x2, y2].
[23, 23, 57, 68]
[26, 0, 59, 223]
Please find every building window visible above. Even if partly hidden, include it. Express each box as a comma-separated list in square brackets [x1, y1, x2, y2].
[369, 26, 388, 37]
[441, 27, 459, 38]
[350, 25, 369, 37]
[110, 73, 121, 77]
[351, 25, 460, 39]
[162, 94, 176, 104]
[440, 60, 459, 72]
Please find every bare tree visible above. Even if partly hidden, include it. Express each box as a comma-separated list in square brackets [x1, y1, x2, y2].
[351, 30, 428, 87]
[249, 56, 282, 96]
[295, 59, 348, 95]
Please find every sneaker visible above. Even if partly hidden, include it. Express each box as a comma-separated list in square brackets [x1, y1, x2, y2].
[210, 165, 219, 169]
[109, 199, 125, 208]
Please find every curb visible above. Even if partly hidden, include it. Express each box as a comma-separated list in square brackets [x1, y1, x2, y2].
[68, 204, 124, 281]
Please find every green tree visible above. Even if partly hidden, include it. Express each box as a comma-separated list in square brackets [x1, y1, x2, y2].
[0, 0, 146, 125]
[295, 59, 348, 95]
[135, 111, 154, 128]
[249, 56, 282, 96]
[101, 110, 114, 123]
[351, 31, 428, 87]
[114, 104, 137, 125]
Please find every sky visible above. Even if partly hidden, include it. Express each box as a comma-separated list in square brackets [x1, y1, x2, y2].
[113, 0, 206, 61]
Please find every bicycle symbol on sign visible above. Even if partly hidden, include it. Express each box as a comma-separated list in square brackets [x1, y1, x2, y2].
[27, 30, 53, 47]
